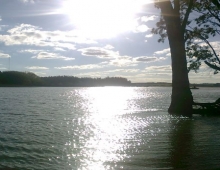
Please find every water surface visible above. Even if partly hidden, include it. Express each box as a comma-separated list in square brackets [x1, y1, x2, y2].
[0, 87, 220, 170]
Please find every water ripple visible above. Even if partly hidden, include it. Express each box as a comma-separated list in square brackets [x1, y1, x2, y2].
[0, 87, 220, 169]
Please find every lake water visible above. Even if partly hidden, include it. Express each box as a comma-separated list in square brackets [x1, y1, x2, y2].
[0, 87, 220, 170]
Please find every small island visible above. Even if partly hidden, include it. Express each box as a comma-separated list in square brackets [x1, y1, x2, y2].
[190, 86, 199, 89]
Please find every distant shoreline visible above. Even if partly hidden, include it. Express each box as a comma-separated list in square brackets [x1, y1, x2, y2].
[0, 71, 220, 87]
[131, 83, 220, 87]
[1, 83, 220, 88]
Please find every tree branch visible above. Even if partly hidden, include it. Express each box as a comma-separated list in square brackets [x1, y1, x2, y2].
[181, 0, 194, 33]
[207, 7, 220, 24]
[204, 61, 220, 71]
[202, 38, 220, 64]
[186, 28, 220, 64]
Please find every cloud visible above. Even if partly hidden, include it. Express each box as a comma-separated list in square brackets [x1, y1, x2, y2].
[134, 25, 150, 33]
[194, 39, 203, 43]
[134, 56, 166, 63]
[8, 24, 41, 36]
[188, 40, 220, 58]
[25, 66, 49, 70]
[0, 52, 10, 58]
[54, 47, 66, 51]
[74, 68, 141, 79]
[104, 45, 114, 50]
[210, 41, 220, 47]
[109, 56, 137, 67]
[78, 47, 167, 67]
[126, 72, 171, 82]
[75, 71, 108, 77]
[0, 24, 9, 32]
[64, 31, 97, 44]
[78, 46, 158, 67]
[166, 53, 171, 57]
[0, 64, 7, 70]
[19, 49, 44, 54]
[106, 69, 140, 73]
[0, 67, 7, 70]
[32, 52, 75, 60]
[154, 48, 170, 55]
[54, 64, 103, 70]
[210, 41, 220, 55]
[141, 15, 158, 22]
[139, 65, 173, 82]
[0, 24, 97, 50]
[19, 0, 35, 3]
[188, 68, 220, 84]
[0, 24, 46, 46]
[145, 34, 153, 38]
[32, 72, 47, 76]
[78, 47, 119, 59]
[145, 65, 172, 72]
[140, 65, 172, 82]
[78, 46, 163, 67]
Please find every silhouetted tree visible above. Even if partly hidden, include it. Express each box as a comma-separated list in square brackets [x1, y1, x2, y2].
[152, 0, 220, 116]
[152, 0, 194, 116]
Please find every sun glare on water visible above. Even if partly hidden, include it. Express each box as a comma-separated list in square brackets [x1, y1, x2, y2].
[61, 0, 150, 39]
[76, 87, 141, 169]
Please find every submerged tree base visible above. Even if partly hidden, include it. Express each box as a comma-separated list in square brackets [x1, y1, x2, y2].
[192, 98, 220, 116]
[168, 88, 194, 117]
[168, 98, 220, 117]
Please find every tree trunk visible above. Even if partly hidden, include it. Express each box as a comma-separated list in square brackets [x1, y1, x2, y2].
[160, 3, 193, 116]
[168, 19, 193, 116]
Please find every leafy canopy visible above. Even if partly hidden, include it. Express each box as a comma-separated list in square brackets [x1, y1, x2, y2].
[152, 0, 220, 74]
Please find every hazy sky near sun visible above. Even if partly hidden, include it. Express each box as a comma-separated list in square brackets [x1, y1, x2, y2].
[0, 0, 219, 83]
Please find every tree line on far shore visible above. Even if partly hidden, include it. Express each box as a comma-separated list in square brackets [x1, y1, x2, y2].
[0, 71, 131, 87]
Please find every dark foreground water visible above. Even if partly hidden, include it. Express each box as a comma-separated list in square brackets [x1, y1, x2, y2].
[0, 87, 220, 170]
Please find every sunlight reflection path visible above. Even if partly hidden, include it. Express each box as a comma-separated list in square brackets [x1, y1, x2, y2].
[73, 87, 146, 169]
[64, 87, 170, 170]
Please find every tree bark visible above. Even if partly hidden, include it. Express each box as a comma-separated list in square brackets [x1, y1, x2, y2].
[168, 23, 193, 116]
[160, 1, 193, 116]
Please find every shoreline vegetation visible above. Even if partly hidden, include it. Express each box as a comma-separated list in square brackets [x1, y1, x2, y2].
[0, 71, 220, 87]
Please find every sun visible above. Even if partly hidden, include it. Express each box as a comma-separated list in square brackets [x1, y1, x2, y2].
[61, 0, 149, 39]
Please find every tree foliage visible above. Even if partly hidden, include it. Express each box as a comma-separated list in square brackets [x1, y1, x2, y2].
[190, 0, 220, 73]
[211, 0, 220, 9]
[152, 0, 220, 74]
[0, 71, 42, 86]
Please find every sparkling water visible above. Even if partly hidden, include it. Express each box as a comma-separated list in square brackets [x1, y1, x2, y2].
[0, 87, 220, 170]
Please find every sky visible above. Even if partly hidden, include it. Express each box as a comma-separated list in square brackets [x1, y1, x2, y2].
[0, 0, 219, 83]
